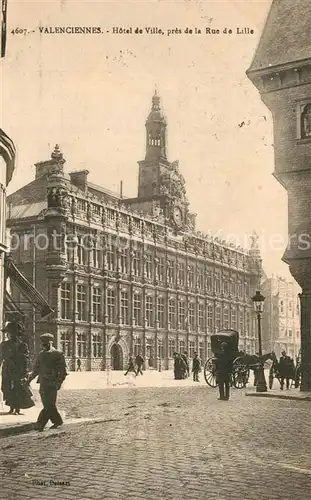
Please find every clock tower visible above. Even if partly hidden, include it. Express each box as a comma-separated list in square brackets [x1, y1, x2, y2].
[134, 90, 195, 232]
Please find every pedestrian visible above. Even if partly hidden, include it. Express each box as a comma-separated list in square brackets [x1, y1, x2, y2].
[76, 357, 81, 371]
[135, 353, 144, 376]
[0, 321, 35, 415]
[181, 351, 190, 378]
[192, 352, 201, 382]
[124, 355, 136, 376]
[279, 350, 295, 390]
[28, 333, 67, 431]
[215, 342, 233, 401]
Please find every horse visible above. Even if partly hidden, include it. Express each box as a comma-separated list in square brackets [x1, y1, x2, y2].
[234, 351, 278, 387]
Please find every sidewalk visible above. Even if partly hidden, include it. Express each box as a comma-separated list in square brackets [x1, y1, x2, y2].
[245, 387, 311, 401]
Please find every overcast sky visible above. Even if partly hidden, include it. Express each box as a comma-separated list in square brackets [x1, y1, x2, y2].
[1, 0, 295, 282]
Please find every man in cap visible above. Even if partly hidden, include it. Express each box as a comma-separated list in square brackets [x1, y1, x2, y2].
[28, 333, 67, 431]
[215, 342, 234, 401]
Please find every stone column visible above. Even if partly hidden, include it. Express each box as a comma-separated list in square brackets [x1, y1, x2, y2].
[298, 292, 311, 391]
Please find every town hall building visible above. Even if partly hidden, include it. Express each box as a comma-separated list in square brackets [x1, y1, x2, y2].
[6, 92, 262, 370]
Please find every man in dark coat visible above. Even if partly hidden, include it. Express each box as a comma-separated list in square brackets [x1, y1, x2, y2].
[279, 350, 295, 390]
[124, 355, 136, 376]
[192, 352, 201, 382]
[28, 333, 67, 431]
[215, 342, 234, 401]
[181, 351, 190, 378]
[0, 321, 35, 415]
[135, 353, 144, 376]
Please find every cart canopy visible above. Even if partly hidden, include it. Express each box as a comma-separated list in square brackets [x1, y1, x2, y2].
[210, 329, 239, 355]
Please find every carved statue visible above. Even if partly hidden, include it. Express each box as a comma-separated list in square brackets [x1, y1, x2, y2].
[250, 230, 259, 249]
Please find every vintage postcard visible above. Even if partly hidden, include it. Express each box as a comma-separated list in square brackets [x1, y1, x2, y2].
[0, 1, 310, 499]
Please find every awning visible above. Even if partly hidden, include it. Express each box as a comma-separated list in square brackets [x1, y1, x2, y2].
[4, 290, 25, 319]
[5, 257, 54, 318]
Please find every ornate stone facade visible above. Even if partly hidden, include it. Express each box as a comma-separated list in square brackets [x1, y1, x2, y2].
[7, 95, 261, 370]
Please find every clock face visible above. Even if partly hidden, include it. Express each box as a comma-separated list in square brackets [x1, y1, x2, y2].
[173, 206, 183, 227]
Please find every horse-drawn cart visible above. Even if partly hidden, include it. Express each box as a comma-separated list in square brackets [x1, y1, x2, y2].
[204, 330, 249, 389]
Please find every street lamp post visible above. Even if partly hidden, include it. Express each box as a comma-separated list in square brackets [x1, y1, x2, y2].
[251, 290, 268, 392]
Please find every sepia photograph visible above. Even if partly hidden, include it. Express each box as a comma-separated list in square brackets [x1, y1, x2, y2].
[0, 0, 310, 499]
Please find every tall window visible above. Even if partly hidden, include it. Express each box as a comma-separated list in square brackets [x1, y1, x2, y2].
[77, 333, 87, 357]
[223, 307, 229, 329]
[92, 236, 101, 269]
[239, 310, 244, 334]
[120, 247, 128, 274]
[157, 296, 165, 329]
[107, 288, 116, 324]
[178, 299, 186, 330]
[157, 256, 165, 283]
[246, 310, 250, 335]
[168, 298, 176, 329]
[120, 290, 129, 325]
[215, 305, 221, 331]
[168, 339, 175, 358]
[60, 282, 71, 320]
[167, 260, 175, 285]
[92, 287, 102, 323]
[188, 265, 195, 289]
[188, 302, 195, 331]
[189, 341, 195, 358]
[238, 281, 243, 299]
[77, 285, 87, 321]
[133, 292, 142, 326]
[60, 332, 71, 356]
[157, 338, 164, 358]
[198, 303, 204, 331]
[206, 268, 213, 293]
[179, 340, 185, 353]
[106, 245, 115, 271]
[77, 235, 88, 265]
[145, 254, 153, 279]
[197, 266, 204, 291]
[145, 295, 153, 327]
[198, 341, 204, 361]
[134, 337, 142, 357]
[92, 334, 102, 357]
[132, 250, 141, 276]
[231, 307, 237, 330]
[178, 262, 186, 286]
[207, 304, 213, 332]
[215, 272, 221, 294]
[223, 276, 229, 296]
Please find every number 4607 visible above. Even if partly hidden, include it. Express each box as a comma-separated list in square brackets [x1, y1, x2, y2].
[11, 28, 28, 35]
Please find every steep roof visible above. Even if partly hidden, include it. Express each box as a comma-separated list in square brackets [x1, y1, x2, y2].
[248, 0, 311, 73]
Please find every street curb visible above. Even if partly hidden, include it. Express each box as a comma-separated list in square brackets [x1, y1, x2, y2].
[0, 416, 121, 439]
[245, 392, 311, 401]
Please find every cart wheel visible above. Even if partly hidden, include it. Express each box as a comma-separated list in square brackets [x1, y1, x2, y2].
[204, 357, 218, 387]
[232, 357, 249, 389]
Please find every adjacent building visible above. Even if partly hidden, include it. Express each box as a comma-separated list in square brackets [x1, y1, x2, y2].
[0, 128, 16, 330]
[261, 275, 301, 359]
[247, 0, 311, 390]
[7, 93, 262, 370]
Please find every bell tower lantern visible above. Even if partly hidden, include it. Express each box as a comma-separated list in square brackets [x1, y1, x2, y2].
[145, 90, 167, 161]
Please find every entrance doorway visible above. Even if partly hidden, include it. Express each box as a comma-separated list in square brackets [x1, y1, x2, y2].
[111, 343, 123, 370]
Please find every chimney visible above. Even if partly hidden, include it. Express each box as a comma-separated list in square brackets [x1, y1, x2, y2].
[69, 170, 89, 191]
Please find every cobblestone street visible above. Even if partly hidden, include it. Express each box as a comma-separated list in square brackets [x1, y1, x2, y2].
[0, 386, 310, 500]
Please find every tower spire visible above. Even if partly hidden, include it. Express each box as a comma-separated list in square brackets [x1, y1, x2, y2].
[145, 89, 167, 160]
